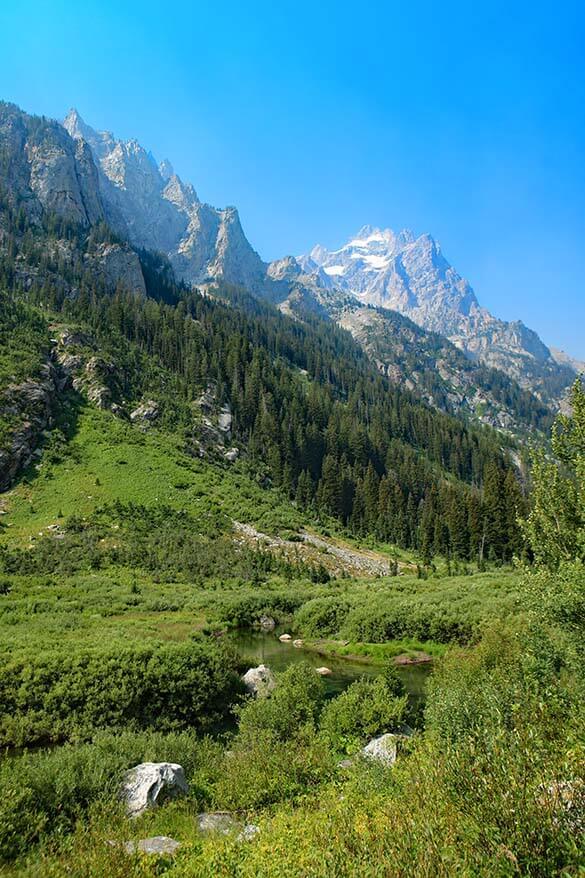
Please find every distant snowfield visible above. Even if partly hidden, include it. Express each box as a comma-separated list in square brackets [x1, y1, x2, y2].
[323, 265, 346, 276]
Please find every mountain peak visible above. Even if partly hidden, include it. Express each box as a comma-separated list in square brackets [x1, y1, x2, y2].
[63, 107, 94, 142]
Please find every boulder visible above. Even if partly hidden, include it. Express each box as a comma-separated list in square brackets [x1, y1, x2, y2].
[242, 664, 276, 697]
[258, 614, 276, 631]
[197, 812, 239, 835]
[293, 639, 304, 648]
[121, 762, 189, 817]
[224, 447, 239, 463]
[362, 734, 398, 767]
[124, 836, 181, 856]
[279, 633, 292, 642]
[315, 666, 332, 676]
[217, 403, 233, 436]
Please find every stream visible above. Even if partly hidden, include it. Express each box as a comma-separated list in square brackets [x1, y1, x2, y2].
[227, 629, 431, 703]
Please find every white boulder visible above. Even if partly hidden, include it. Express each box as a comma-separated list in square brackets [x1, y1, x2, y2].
[121, 762, 189, 817]
[242, 664, 276, 697]
[362, 734, 399, 767]
[196, 812, 260, 841]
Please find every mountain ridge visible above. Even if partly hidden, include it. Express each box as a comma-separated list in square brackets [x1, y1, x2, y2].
[60, 108, 578, 414]
[0, 100, 573, 435]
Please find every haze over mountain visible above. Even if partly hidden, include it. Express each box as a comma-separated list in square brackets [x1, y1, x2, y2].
[59, 109, 579, 413]
[0, 98, 575, 440]
[296, 227, 580, 391]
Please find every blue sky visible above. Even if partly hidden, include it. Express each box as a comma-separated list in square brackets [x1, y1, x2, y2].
[1, 0, 584, 358]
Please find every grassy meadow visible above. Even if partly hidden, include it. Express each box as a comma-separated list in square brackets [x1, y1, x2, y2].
[0, 394, 583, 876]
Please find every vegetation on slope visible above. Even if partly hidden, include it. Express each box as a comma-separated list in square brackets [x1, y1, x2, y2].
[0, 131, 583, 876]
[0, 383, 582, 877]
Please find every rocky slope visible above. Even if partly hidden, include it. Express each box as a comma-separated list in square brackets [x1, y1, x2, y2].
[273, 267, 552, 433]
[63, 110, 268, 294]
[0, 359, 60, 492]
[59, 108, 572, 419]
[298, 227, 578, 404]
[0, 100, 570, 434]
[0, 102, 146, 297]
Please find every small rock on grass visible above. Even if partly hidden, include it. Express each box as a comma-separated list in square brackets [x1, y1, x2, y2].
[124, 836, 181, 856]
[197, 813, 260, 842]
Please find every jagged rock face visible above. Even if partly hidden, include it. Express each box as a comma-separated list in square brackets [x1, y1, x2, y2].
[0, 103, 146, 297]
[63, 110, 268, 292]
[0, 102, 103, 227]
[0, 361, 60, 491]
[84, 242, 146, 296]
[299, 225, 505, 339]
[298, 227, 578, 401]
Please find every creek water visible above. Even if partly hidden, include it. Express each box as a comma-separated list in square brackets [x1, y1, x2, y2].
[227, 629, 431, 703]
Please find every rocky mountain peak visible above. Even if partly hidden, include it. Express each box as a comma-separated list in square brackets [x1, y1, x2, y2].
[267, 255, 302, 282]
[62, 110, 266, 291]
[296, 225, 578, 398]
[0, 102, 104, 228]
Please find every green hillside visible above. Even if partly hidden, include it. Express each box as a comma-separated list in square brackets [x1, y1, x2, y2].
[0, 111, 583, 876]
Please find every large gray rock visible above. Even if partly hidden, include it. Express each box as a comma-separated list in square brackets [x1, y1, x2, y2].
[0, 362, 59, 491]
[121, 762, 189, 817]
[196, 812, 239, 835]
[242, 664, 276, 697]
[361, 733, 399, 767]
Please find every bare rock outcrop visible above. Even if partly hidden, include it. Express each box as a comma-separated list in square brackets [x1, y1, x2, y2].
[0, 361, 59, 491]
[84, 243, 146, 296]
[121, 762, 189, 818]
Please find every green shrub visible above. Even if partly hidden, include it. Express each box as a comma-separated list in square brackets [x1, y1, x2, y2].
[0, 729, 223, 862]
[237, 662, 325, 742]
[342, 597, 474, 644]
[0, 640, 244, 747]
[214, 589, 307, 628]
[215, 726, 334, 810]
[294, 595, 353, 637]
[319, 676, 407, 752]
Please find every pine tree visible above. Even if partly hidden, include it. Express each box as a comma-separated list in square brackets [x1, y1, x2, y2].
[521, 379, 585, 566]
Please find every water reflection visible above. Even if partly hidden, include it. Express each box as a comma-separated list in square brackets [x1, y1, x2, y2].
[227, 629, 430, 702]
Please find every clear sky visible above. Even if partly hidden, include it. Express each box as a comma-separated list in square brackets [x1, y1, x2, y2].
[1, 0, 584, 358]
